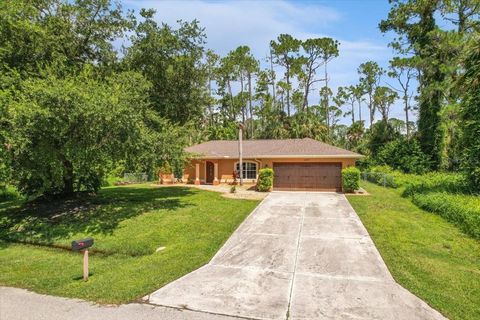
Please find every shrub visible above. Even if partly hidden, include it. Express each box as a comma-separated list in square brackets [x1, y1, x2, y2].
[257, 168, 274, 192]
[342, 167, 360, 193]
[412, 192, 480, 240]
[377, 138, 430, 174]
[355, 156, 375, 171]
[402, 172, 468, 197]
[0, 185, 21, 202]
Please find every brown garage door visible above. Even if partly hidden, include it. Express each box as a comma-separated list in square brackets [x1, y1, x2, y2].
[273, 163, 342, 191]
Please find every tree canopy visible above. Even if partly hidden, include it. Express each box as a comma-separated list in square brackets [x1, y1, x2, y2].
[1, 0, 479, 197]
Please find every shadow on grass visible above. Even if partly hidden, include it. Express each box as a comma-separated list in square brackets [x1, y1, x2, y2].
[0, 186, 196, 246]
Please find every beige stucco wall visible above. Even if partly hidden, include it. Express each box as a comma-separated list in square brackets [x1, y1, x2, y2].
[184, 157, 357, 184]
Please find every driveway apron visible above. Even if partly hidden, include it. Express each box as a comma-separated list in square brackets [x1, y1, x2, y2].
[148, 192, 445, 320]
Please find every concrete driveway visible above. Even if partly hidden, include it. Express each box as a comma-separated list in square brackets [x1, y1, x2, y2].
[148, 192, 445, 320]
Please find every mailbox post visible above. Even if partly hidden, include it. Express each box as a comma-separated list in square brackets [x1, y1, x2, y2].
[71, 238, 94, 281]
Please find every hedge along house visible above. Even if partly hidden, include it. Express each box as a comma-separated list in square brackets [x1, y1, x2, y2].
[184, 138, 363, 191]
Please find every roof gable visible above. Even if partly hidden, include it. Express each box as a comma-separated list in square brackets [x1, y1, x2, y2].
[185, 138, 362, 159]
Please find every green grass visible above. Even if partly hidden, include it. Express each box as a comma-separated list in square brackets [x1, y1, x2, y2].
[0, 185, 259, 303]
[347, 182, 480, 320]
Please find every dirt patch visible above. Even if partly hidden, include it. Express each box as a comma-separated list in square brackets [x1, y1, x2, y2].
[345, 187, 370, 196]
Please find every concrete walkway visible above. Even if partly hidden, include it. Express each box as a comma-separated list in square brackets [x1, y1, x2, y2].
[148, 192, 445, 320]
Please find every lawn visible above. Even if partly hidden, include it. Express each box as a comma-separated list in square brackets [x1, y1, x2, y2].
[347, 181, 480, 320]
[0, 185, 259, 303]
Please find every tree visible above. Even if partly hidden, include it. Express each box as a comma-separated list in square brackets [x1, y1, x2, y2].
[217, 54, 238, 121]
[358, 61, 384, 127]
[205, 49, 220, 126]
[0, 0, 131, 80]
[297, 37, 339, 110]
[125, 9, 208, 124]
[387, 57, 417, 137]
[379, 0, 459, 169]
[346, 121, 365, 150]
[373, 86, 398, 122]
[2, 68, 181, 197]
[377, 138, 430, 174]
[367, 121, 401, 156]
[319, 86, 333, 129]
[270, 34, 302, 116]
[352, 84, 365, 122]
[340, 86, 357, 124]
[228, 46, 259, 137]
[459, 36, 480, 191]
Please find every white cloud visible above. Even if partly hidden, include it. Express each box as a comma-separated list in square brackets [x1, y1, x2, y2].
[125, 0, 408, 125]
[126, 0, 340, 56]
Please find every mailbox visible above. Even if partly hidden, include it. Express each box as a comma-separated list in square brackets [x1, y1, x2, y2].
[71, 238, 94, 251]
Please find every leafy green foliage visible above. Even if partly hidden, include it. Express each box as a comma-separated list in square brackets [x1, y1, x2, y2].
[377, 138, 430, 174]
[125, 10, 208, 124]
[411, 192, 480, 240]
[358, 61, 384, 126]
[257, 168, 274, 192]
[2, 68, 175, 196]
[459, 37, 480, 192]
[0, 0, 131, 79]
[402, 172, 469, 197]
[380, 0, 480, 169]
[366, 121, 400, 156]
[341, 167, 360, 193]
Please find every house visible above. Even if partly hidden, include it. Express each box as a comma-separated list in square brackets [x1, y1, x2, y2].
[184, 138, 363, 191]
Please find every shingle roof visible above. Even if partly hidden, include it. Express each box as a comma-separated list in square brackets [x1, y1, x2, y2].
[185, 138, 363, 159]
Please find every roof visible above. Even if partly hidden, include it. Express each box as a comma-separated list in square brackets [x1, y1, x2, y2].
[185, 138, 363, 159]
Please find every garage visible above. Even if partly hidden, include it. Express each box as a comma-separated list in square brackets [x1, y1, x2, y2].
[273, 162, 342, 191]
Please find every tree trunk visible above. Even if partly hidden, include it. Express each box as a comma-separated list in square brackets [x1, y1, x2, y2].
[358, 100, 362, 122]
[240, 76, 245, 124]
[227, 79, 235, 121]
[369, 94, 374, 127]
[248, 73, 254, 138]
[61, 156, 74, 195]
[324, 63, 329, 134]
[208, 78, 214, 126]
[270, 49, 276, 103]
[404, 94, 410, 137]
[303, 68, 312, 111]
[286, 64, 291, 117]
[351, 102, 355, 124]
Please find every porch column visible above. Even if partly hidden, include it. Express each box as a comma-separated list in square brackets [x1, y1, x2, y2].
[195, 163, 200, 185]
[213, 162, 219, 185]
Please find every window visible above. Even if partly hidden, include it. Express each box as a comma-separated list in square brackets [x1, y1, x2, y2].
[235, 162, 257, 179]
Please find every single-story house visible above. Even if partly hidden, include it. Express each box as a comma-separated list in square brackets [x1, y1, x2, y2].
[184, 138, 363, 191]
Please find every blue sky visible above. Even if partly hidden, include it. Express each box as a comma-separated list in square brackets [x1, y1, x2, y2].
[123, 0, 411, 124]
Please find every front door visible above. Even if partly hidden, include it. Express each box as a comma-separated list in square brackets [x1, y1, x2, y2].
[206, 161, 214, 184]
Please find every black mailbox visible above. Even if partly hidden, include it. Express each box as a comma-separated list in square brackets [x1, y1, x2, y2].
[71, 238, 94, 251]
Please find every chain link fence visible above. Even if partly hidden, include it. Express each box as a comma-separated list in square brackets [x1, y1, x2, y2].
[123, 172, 148, 183]
[361, 172, 397, 188]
